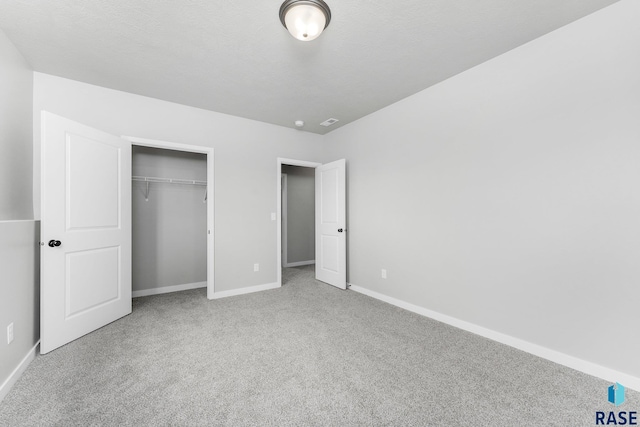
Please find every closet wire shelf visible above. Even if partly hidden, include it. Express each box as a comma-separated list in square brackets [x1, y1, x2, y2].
[132, 175, 208, 202]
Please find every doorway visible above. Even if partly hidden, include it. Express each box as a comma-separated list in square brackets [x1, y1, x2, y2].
[276, 157, 347, 290]
[276, 158, 321, 287]
[39, 113, 216, 354]
[281, 165, 316, 283]
[123, 136, 215, 299]
[131, 146, 207, 298]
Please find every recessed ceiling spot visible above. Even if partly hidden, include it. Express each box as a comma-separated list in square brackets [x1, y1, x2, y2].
[320, 118, 339, 127]
[295, 120, 305, 127]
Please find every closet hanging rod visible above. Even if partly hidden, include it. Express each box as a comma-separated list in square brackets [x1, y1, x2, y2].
[132, 175, 207, 186]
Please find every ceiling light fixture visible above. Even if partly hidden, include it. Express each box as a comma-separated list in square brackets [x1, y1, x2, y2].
[279, 0, 331, 42]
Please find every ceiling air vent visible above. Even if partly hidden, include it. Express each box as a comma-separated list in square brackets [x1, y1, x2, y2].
[320, 118, 339, 127]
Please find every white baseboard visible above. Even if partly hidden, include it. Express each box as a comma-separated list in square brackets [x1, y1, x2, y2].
[210, 282, 280, 300]
[284, 260, 315, 268]
[132, 281, 207, 298]
[348, 283, 640, 392]
[0, 341, 39, 403]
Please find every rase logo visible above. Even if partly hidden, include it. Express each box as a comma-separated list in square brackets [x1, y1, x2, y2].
[610, 383, 627, 407]
[596, 383, 637, 425]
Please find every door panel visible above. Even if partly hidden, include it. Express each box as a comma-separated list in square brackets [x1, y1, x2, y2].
[66, 247, 120, 317]
[41, 112, 131, 354]
[320, 235, 339, 272]
[315, 159, 346, 289]
[67, 134, 120, 229]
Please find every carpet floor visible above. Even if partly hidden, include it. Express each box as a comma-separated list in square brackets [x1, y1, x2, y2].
[0, 265, 636, 426]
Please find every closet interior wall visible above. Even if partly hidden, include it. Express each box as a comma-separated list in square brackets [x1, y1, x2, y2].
[132, 146, 207, 294]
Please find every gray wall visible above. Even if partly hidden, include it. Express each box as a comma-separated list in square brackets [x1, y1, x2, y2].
[0, 29, 38, 396]
[0, 28, 33, 220]
[324, 1, 640, 379]
[282, 165, 315, 264]
[132, 146, 207, 291]
[0, 221, 40, 392]
[33, 73, 325, 292]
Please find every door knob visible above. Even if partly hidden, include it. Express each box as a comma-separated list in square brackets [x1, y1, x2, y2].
[338, 229, 343, 233]
[48, 240, 62, 247]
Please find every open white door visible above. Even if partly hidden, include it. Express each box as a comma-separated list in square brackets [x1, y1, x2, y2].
[41, 112, 132, 354]
[315, 159, 346, 289]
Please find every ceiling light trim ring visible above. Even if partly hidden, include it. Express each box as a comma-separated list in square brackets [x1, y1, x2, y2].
[279, 0, 332, 30]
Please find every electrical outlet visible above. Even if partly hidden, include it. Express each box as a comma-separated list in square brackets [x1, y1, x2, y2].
[7, 322, 13, 344]
[271, 212, 276, 221]
[254, 263, 260, 272]
[381, 269, 387, 279]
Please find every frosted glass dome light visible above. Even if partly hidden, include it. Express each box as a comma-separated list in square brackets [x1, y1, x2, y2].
[279, 0, 331, 42]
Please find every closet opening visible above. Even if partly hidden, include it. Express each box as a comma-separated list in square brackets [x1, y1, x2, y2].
[128, 137, 214, 299]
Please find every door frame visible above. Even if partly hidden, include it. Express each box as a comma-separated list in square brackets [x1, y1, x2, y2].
[277, 158, 321, 287]
[124, 136, 215, 299]
[281, 173, 288, 268]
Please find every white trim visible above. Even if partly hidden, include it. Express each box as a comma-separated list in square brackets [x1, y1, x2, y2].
[348, 284, 640, 392]
[123, 136, 215, 300]
[281, 173, 288, 268]
[132, 281, 207, 298]
[278, 158, 324, 169]
[0, 341, 39, 403]
[210, 282, 279, 300]
[124, 136, 212, 154]
[277, 158, 321, 287]
[285, 260, 316, 267]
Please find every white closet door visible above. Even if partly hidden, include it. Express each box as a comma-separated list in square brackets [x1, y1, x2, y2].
[40, 112, 132, 354]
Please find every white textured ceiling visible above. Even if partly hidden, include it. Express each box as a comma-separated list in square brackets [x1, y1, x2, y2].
[0, 0, 619, 134]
